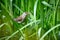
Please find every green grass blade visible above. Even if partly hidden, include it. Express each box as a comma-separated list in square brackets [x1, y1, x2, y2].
[40, 24, 60, 40]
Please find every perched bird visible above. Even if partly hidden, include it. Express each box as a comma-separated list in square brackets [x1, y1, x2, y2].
[13, 12, 29, 23]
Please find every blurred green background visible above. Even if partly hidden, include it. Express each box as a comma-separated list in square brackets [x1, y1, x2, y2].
[0, 0, 60, 40]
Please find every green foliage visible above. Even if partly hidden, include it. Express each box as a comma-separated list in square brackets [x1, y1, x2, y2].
[0, 0, 60, 40]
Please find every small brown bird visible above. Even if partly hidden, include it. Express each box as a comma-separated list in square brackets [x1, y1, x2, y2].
[13, 12, 29, 23]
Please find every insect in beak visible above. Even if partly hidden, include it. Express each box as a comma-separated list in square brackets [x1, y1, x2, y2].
[13, 12, 29, 23]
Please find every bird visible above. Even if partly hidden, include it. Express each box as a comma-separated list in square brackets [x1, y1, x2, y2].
[13, 12, 29, 23]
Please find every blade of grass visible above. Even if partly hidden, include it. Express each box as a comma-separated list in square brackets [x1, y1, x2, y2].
[0, 36, 8, 40]
[0, 23, 6, 28]
[40, 24, 60, 40]
[53, 0, 59, 40]
[13, 4, 23, 13]
[34, 0, 38, 20]
[9, 0, 13, 17]
[38, 27, 42, 38]
[42, 1, 53, 8]
[53, 0, 59, 25]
